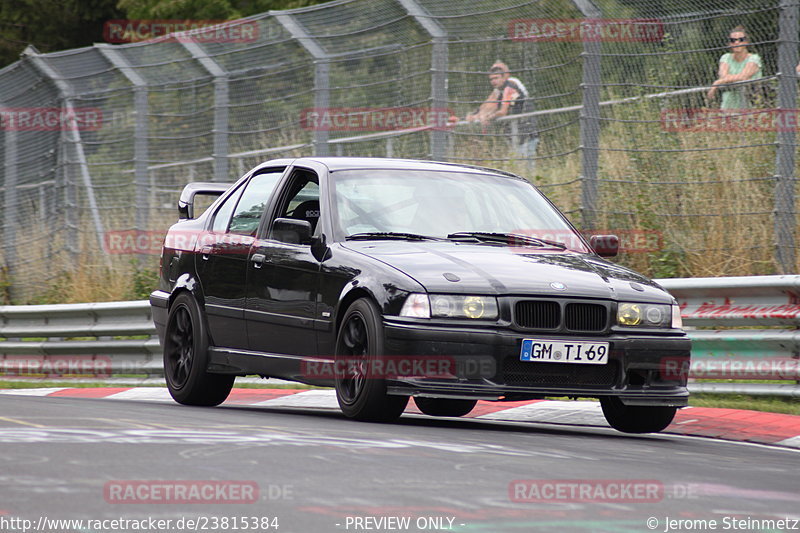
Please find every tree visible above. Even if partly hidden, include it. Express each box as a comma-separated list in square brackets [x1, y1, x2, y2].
[0, 0, 330, 68]
[0, 0, 123, 67]
[116, 0, 330, 20]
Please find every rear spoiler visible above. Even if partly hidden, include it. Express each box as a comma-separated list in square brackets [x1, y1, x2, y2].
[178, 182, 231, 219]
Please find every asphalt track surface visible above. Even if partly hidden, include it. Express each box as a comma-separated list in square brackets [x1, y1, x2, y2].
[1, 392, 799, 533]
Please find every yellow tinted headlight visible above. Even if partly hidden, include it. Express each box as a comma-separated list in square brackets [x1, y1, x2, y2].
[618, 303, 643, 326]
[429, 295, 498, 319]
[617, 302, 672, 328]
[463, 296, 486, 318]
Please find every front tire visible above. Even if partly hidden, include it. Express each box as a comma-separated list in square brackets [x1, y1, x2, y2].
[163, 292, 234, 406]
[600, 396, 677, 434]
[415, 397, 477, 417]
[334, 298, 408, 422]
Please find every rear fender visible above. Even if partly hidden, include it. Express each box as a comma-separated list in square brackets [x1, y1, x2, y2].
[170, 273, 205, 309]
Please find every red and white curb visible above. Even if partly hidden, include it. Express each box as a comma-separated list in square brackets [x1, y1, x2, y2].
[2, 387, 800, 449]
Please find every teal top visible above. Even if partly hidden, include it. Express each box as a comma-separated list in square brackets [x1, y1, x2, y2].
[719, 52, 763, 109]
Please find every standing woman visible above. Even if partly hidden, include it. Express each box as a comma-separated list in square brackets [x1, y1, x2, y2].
[707, 25, 763, 109]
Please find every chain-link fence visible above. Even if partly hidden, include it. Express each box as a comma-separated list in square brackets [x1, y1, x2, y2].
[1, 0, 798, 302]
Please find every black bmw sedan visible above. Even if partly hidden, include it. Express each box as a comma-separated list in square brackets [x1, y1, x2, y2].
[150, 157, 690, 433]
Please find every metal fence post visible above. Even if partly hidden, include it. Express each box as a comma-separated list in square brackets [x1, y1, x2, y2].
[431, 38, 449, 160]
[179, 40, 229, 181]
[398, 0, 449, 161]
[96, 44, 150, 239]
[573, 0, 602, 230]
[22, 46, 109, 263]
[522, 39, 539, 170]
[275, 13, 331, 157]
[213, 76, 230, 180]
[2, 126, 18, 301]
[57, 130, 79, 259]
[314, 60, 331, 156]
[775, 0, 798, 273]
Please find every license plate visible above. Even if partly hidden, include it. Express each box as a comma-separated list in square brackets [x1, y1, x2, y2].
[520, 339, 608, 364]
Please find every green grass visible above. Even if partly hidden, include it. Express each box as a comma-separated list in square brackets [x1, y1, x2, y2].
[0, 380, 165, 388]
[688, 393, 800, 415]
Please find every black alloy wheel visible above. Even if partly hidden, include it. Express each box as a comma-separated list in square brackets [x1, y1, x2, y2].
[163, 292, 234, 406]
[334, 298, 408, 421]
[165, 304, 193, 388]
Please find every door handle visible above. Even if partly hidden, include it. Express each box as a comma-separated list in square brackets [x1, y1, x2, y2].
[201, 245, 212, 260]
[252, 253, 267, 268]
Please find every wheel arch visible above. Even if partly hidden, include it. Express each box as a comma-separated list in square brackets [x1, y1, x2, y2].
[335, 286, 380, 336]
[167, 275, 218, 345]
[168, 272, 205, 310]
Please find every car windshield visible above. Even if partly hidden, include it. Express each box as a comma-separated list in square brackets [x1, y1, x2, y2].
[331, 169, 589, 253]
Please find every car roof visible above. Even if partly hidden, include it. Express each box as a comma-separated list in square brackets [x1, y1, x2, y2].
[251, 157, 524, 181]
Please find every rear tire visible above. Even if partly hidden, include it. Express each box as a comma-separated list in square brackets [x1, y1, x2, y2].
[334, 298, 408, 422]
[163, 292, 234, 406]
[414, 397, 477, 417]
[600, 396, 677, 434]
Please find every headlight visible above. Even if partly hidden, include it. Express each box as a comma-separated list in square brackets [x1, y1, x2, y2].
[617, 302, 672, 328]
[400, 294, 498, 320]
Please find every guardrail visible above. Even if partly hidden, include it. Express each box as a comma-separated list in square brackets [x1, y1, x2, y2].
[659, 276, 800, 398]
[0, 301, 161, 376]
[1, 275, 799, 397]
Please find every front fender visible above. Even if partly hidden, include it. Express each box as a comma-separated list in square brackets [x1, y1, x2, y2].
[334, 271, 423, 332]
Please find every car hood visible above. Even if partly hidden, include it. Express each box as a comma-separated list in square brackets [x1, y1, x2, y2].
[343, 241, 673, 303]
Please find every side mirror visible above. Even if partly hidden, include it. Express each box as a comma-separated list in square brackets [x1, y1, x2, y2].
[589, 234, 619, 257]
[272, 218, 313, 245]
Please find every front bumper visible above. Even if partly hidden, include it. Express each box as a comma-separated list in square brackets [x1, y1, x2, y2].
[382, 318, 690, 407]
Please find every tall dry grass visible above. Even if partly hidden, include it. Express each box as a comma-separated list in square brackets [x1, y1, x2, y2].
[590, 103, 779, 278]
[4, 221, 158, 304]
[447, 104, 787, 279]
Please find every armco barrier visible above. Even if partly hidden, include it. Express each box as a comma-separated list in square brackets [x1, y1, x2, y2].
[0, 301, 161, 376]
[1, 276, 799, 396]
[659, 275, 800, 397]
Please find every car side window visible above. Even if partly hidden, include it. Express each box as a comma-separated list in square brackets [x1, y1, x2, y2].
[228, 169, 284, 236]
[210, 185, 244, 233]
[272, 170, 321, 236]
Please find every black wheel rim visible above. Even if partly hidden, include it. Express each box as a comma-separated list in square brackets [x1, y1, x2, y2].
[165, 305, 193, 389]
[337, 312, 369, 404]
